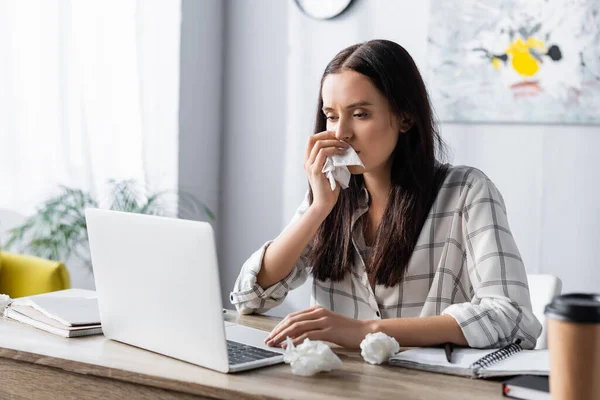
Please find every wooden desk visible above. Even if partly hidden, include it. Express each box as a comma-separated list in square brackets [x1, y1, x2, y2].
[0, 310, 502, 399]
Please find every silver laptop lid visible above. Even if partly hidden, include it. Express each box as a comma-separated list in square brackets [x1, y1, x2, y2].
[85, 209, 229, 373]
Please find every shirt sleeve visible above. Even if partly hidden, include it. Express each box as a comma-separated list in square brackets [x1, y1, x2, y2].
[229, 191, 312, 315]
[442, 170, 542, 349]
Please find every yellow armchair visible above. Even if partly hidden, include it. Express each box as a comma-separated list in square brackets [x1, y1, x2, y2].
[0, 252, 70, 298]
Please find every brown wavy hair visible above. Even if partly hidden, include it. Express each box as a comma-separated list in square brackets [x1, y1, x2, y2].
[308, 40, 448, 287]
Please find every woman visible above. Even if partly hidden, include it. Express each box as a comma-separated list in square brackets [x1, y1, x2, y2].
[230, 40, 541, 350]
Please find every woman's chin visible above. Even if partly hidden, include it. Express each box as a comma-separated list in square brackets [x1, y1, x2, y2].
[348, 165, 366, 174]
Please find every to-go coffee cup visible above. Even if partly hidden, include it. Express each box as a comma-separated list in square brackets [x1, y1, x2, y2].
[545, 293, 600, 400]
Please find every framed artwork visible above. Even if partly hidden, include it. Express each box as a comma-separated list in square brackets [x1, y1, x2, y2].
[427, 0, 600, 124]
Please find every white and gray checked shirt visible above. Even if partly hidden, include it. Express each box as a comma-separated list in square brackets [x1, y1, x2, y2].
[231, 165, 542, 349]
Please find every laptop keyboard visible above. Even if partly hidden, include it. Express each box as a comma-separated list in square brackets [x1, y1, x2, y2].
[227, 340, 282, 365]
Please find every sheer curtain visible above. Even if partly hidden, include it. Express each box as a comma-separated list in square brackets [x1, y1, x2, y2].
[0, 0, 180, 215]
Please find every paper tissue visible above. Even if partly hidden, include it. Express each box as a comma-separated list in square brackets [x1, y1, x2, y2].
[0, 294, 12, 316]
[360, 332, 400, 365]
[321, 146, 364, 191]
[283, 337, 343, 376]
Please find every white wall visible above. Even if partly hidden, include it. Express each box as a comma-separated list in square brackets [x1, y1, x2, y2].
[179, 0, 223, 225]
[218, 0, 289, 308]
[444, 125, 600, 294]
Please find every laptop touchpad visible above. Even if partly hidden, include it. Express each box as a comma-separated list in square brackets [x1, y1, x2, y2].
[225, 325, 284, 354]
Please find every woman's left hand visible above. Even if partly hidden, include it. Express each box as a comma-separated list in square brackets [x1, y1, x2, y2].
[264, 305, 372, 349]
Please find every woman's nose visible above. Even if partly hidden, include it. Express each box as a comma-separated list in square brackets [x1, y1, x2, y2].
[334, 122, 353, 141]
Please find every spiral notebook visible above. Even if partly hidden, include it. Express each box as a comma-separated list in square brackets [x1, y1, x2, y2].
[389, 341, 549, 378]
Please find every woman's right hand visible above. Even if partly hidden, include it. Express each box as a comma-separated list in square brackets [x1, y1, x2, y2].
[303, 131, 350, 216]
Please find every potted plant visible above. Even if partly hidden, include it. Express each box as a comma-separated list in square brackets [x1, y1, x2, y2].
[4, 179, 214, 272]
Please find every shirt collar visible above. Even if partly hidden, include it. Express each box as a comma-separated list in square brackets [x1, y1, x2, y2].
[351, 184, 370, 230]
[358, 183, 369, 207]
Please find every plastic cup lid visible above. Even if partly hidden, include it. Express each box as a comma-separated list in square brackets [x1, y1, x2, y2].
[545, 293, 600, 324]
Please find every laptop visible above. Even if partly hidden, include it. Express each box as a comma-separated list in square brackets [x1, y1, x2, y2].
[85, 208, 284, 373]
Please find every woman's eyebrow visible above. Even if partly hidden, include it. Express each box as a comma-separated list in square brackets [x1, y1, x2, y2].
[322, 101, 373, 112]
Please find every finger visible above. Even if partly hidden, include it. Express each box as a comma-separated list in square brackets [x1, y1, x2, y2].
[267, 307, 323, 342]
[267, 317, 327, 347]
[273, 305, 320, 330]
[303, 131, 339, 164]
[311, 147, 344, 175]
[307, 140, 348, 167]
[307, 139, 348, 167]
[266, 307, 325, 342]
[282, 330, 328, 349]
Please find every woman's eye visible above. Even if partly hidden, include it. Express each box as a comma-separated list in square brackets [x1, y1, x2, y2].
[326, 116, 338, 121]
[353, 113, 368, 118]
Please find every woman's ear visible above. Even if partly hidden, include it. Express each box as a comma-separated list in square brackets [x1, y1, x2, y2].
[398, 112, 414, 133]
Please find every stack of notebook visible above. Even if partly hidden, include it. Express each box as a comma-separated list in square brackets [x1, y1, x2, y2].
[3, 289, 102, 338]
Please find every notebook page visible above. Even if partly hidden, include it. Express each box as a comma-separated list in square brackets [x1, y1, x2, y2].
[9, 305, 101, 330]
[392, 347, 497, 368]
[478, 350, 549, 378]
[23, 297, 100, 326]
[389, 348, 497, 377]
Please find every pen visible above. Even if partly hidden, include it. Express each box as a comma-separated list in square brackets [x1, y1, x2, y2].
[444, 343, 454, 363]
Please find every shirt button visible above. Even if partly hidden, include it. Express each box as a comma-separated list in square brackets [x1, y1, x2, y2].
[376, 311, 380, 318]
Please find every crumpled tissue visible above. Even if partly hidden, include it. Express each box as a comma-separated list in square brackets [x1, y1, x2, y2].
[360, 332, 400, 365]
[283, 337, 343, 376]
[0, 294, 12, 316]
[321, 146, 364, 191]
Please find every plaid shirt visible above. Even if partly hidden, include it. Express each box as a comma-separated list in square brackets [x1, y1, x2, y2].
[230, 165, 542, 349]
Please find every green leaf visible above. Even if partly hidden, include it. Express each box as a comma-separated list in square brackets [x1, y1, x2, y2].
[4, 179, 215, 271]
